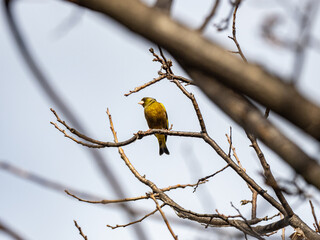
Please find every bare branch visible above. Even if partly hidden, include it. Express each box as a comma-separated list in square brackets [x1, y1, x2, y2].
[105, 109, 291, 238]
[228, 1, 247, 62]
[226, 131, 258, 219]
[230, 202, 264, 240]
[65, 190, 155, 204]
[280, 213, 285, 240]
[193, 164, 230, 192]
[124, 75, 166, 96]
[309, 200, 320, 233]
[51, 107, 204, 147]
[226, 1, 293, 220]
[74, 220, 88, 240]
[65, 180, 208, 205]
[185, 69, 320, 191]
[150, 194, 178, 240]
[162, 181, 208, 192]
[3, 2, 148, 238]
[251, 191, 258, 220]
[64, 0, 320, 142]
[214, 0, 236, 31]
[248, 134, 294, 217]
[198, 0, 220, 32]
[107, 205, 163, 229]
[172, 80, 207, 134]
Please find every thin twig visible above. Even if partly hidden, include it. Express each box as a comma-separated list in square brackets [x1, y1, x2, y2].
[251, 191, 258, 220]
[150, 194, 178, 240]
[214, 1, 236, 31]
[151, 48, 206, 133]
[172, 75, 194, 85]
[51, 107, 204, 147]
[105, 109, 276, 236]
[231, 202, 254, 231]
[51, 121, 104, 148]
[226, 6, 294, 216]
[124, 75, 166, 96]
[226, 134, 243, 170]
[65, 181, 207, 205]
[228, 0, 247, 62]
[309, 200, 320, 232]
[158, 45, 173, 75]
[226, 133, 258, 219]
[172, 80, 207, 133]
[227, 127, 233, 157]
[215, 207, 265, 240]
[107, 205, 163, 229]
[65, 190, 155, 204]
[248, 134, 294, 217]
[162, 181, 207, 192]
[74, 220, 88, 240]
[226, 0, 294, 221]
[193, 164, 230, 192]
[280, 213, 285, 240]
[198, 0, 220, 32]
[227, 1, 294, 219]
[152, 45, 288, 216]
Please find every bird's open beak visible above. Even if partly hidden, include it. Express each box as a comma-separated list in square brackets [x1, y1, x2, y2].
[138, 101, 144, 105]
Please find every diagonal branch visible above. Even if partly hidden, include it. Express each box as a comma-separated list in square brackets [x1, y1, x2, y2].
[63, 0, 320, 141]
[198, 0, 220, 32]
[74, 220, 88, 240]
[150, 194, 178, 240]
[105, 109, 290, 237]
[228, 0, 247, 62]
[3, 1, 149, 238]
[0, 218, 25, 240]
[226, 2, 294, 219]
[107, 205, 163, 229]
[183, 69, 320, 191]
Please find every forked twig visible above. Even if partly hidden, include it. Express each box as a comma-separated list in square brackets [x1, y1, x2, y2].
[228, 0, 247, 62]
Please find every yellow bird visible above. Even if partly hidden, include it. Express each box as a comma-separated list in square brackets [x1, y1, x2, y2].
[139, 97, 170, 155]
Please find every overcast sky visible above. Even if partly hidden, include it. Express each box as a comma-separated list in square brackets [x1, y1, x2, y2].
[1, 0, 320, 239]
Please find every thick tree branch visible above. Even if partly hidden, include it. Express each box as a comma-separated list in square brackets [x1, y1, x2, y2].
[184, 69, 320, 190]
[64, 0, 320, 141]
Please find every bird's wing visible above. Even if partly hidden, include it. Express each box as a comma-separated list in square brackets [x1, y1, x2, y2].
[160, 103, 169, 130]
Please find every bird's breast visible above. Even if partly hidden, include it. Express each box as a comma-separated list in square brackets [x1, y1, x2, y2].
[144, 106, 167, 129]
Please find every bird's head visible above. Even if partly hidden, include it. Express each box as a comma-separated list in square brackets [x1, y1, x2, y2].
[138, 97, 156, 107]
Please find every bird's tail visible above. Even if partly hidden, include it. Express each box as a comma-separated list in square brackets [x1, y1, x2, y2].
[159, 143, 170, 155]
[156, 134, 170, 155]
